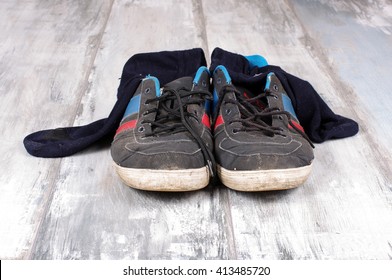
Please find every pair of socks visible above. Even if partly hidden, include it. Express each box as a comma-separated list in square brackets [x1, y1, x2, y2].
[23, 48, 358, 158]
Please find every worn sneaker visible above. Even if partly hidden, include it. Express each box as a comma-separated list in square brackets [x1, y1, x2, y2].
[111, 67, 215, 191]
[212, 65, 314, 191]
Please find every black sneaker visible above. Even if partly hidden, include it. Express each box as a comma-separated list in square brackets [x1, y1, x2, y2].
[111, 67, 215, 191]
[212, 65, 314, 191]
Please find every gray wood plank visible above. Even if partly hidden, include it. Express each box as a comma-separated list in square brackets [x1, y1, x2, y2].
[3, 0, 392, 260]
[0, 0, 114, 259]
[29, 0, 231, 260]
[202, 0, 392, 259]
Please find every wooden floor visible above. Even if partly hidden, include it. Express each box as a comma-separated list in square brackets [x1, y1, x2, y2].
[1, 0, 392, 260]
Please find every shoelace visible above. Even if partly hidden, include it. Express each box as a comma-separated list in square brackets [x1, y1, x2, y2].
[142, 86, 217, 177]
[214, 85, 314, 148]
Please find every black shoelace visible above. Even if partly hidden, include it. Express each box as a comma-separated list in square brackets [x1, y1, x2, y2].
[215, 85, 314, 148]
[142, 86, 217, 177]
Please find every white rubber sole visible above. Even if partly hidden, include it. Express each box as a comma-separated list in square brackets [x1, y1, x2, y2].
[113, 162, 209, 192]
[218, 163, 313, 192]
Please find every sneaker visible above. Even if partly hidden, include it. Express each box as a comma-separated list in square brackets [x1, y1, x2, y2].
[111, 67, 214, 191]
[212, 65, 314, 191]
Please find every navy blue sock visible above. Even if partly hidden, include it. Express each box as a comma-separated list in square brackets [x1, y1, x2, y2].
[210, 47, 358, 142]
[24, 48, 207, 157]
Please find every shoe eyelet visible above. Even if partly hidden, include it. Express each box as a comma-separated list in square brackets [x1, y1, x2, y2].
[138, 126, 145, 133]
[225, 108, 231, 115]
[278, 116, 283, 120]
[232, 129, 238, 134]
[202, 80, 207, 87]
[217, 77, 222, 84]
[273, 95, 278, 99]
[273, 84, 279, 91]
[144, 88, 150, 94]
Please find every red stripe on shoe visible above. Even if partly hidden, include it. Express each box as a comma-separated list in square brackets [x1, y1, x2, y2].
[214, 115, 224, 130]
[289, 120, 305, 133]
[201, 113, 211, 129]
[115, 120, 137, 135]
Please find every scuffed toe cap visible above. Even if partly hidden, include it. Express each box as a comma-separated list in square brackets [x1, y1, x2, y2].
[111, 136, 206, 170]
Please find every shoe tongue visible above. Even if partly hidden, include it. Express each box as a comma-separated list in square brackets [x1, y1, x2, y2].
[236, 86, 267, 110]
[163, 76, 193, 93]
[157, 76, 193, 118]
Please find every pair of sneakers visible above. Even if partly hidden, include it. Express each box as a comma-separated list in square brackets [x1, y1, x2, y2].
[111, 65, 314, 192]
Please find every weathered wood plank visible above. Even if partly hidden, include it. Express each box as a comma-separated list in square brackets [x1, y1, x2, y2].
[202, 0, 392, 259]
[29, 0, 231, 259]
[0, 0, 113, 259]
[2, 0, 392, 260]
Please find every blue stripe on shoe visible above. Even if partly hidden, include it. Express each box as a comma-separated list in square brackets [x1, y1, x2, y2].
[123, 94, 141, 119]
[123, 75, 161, 120]
[282, 94, 299, 121]
[144, 75, 161, 97]
[265, 73, 299, 121]
[265, 72, 273, 90]
[193, 66, 210, 85]
[212, 89, 219, 114]
[213, 65, 231, 84]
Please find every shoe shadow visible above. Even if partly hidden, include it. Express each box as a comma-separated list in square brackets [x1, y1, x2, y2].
[224, 186, 299, 202]
[131, 182, 218, 202]
[131, 181, 298, 204]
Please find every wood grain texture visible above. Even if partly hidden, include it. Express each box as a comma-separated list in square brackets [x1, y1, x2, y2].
[1, 0, 391, 260]
[28, 0, 230, 260]
[203, 0, 392, 259]
[0, 0, 113, 259]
